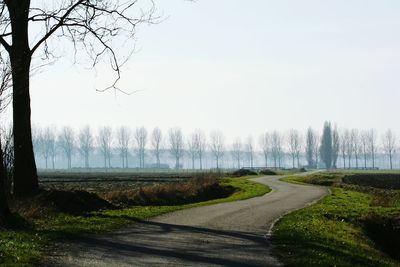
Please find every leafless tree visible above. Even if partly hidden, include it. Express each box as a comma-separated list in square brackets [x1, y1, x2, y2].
[0, 0, 157, 196]
[246, 136, 254, 168]
[231, 138, 243, 169]
[313, 133, 320, 169]
[351, 129, 362, 169]
[151, 127, 163, 169]
[194, 129, 206, 170]
[116, 126, 131, 168]
[367, 129, 377, 168]
[382, 129, 396, 170]
[288, 129, 301, 168]
[210, 130, 225, 169]
[97, 126, 113, 169]
[345, 130, 354, 168]
[332, 126, 339, 169]
[134, 127, 147, 168]
[339, 130, 348, 169]
[58, 126, 75, 170]
[259, 132, 270, 167]
[360, 130, 369, 169]
[271, 131, 283, 168]
[187, 133, 198, 169]
[78, 125, 94, 169]
[41, 127, 56, 169]
[169, 128, 184, 169]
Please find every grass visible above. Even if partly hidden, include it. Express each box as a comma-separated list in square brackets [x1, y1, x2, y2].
[274, 172, 400, 267]
[0, 175, 270, 265]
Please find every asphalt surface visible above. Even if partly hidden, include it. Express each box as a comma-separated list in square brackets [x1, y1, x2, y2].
[45, 175, 328, 267]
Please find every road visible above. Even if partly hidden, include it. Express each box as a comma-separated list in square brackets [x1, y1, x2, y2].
[45, 175, 328, 267]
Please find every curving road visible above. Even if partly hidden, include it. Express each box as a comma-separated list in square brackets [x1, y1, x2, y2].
[45, 175, 328, 267]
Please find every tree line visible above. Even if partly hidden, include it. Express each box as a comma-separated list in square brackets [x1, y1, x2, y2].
[23, 123, 399, 171]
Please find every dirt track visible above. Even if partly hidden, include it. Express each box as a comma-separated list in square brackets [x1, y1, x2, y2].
[46, 175, 328, 267]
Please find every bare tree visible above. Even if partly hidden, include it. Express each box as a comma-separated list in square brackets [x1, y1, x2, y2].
[246, 135, 254, 168]
[382, 129, 396, 170]
[0, 0, 157, 196]
[151, 127, 163, 169]
[259, 132, 270, 167]
[339, 130, 348, 169]
[360, 130, 369, 169]
[231, 138, 243, 169]
[134, 127, 147, 168]
[41, 127, 56, 169]
[345, 129, 353, 168]
[305, 128, 317, 169]
[187, 133, 198, 169]
[194, 129, 206, 170]
[351, 129, 362, 169]
[97, 126, 113, 169]
[288, 129, 301, 168]
[271, 131, 283, 168]
[210, 130, 225, 169]
[332, 126, 339, 169]
[367, 129, 377, 168]
[78, 125, 94, 169]
[169, 128, 184, 169]
[58, 126, 75, 170]
[116, 126, 131, 168]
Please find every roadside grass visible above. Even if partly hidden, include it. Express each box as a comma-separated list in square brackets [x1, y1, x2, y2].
[0, 175, 270, 265]
[274, 173, 400, 267]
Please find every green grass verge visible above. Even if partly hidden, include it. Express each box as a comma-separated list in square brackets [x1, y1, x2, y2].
[0, 175, 270, 265]
[274, 174, 400, 267]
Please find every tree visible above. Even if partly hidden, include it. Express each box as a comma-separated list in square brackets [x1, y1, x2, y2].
[41, 127, 56, 169]
[305, 128, 317, 169]
[151, 127, 163, 169]
[231, 138, 242, 169]
[332, 126, 339, 169]
[351, 129, 362, 169]
[0, 57, 11, 224]
[320, 122, 333, 169]
[97, 126, 113, 169]
[288, 129, 301, 168]
[58, 126, 75, 170]
[193, 129, 206, 170]
[339, 130, 349, 169]
[134, 127, 147, 168]
[345, 129, 353, 168]
[245, 136, 254, 168]
[0, 1, 156, 196]
[360, 130, 369, 169]
[187, 133, 198, 169]
[116, 126, 131, 168]
[367, 129, 377, 168]
[210, 130, 225, 169]
[78, 125, 94, 169]
[168, 128, 184, 169]
[259, 132, 270, 167]
[382, 129, 396, 170]
[271, 131, 282, 168]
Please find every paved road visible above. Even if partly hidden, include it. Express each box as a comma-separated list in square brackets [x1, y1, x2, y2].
[46, 175, 328, 267]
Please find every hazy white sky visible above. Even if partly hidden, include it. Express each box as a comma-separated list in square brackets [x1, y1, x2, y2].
[29, 0, 400, 141]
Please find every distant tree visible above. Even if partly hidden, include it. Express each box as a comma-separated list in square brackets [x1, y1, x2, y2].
[41, 127, 56, 169]
[231, 138, 243, 169]
[78, 126, 94, 169]
[305, 128, 317, 169]
[151, 127, 163, 169]
[259, 132, 270, 167]
[320, 122, 333, 169]
[360, 130, 369, 169]
[332, 126, 340, 169]
[339, 130, 348, 169]
[367, 129, 377, 168]
[58, 127, 75, 169]
[288, 129, 301, 168]
[345, 129, 353, 168]
[351, 129, 362, 169]
[187, 133, 198, 169]
[210, 130, 225, 169]
[271, 131, 283, 168]
[97, 127, 113, 169]
[382, 129, 396, 170]
[116, 126, 131, 168]
[169, 128, 184, 169]
[134, 127, 147, 168]
[48, 127, 57, 169]
[194, 129, 207, 170]
[246, 136, 254, 168]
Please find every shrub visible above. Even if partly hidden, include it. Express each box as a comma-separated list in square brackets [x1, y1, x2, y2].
[231, 169, 258, 177]
[259, 169, 277, 175]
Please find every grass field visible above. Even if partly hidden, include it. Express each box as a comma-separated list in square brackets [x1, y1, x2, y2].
[0, 175, 270, 266]
[274, 172, 400, 267]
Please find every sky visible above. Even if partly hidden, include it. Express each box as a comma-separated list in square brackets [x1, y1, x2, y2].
[28, 0, 400, 142]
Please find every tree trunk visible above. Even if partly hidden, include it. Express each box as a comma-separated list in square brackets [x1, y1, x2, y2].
[8, 0, 39, 197]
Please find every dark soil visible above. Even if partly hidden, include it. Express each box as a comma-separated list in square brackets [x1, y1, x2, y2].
[231, 169, 258, 177]
[343, 174, 400, 190]
[259, 169, 277, 175]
